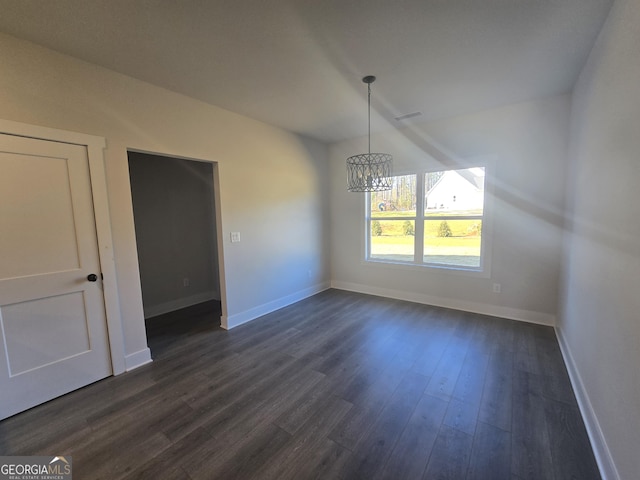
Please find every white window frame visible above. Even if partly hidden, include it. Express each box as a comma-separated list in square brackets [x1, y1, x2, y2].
[365, 162, 493, 278]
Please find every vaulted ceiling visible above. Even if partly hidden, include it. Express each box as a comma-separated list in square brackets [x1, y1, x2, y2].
[0, 0, 613, 143]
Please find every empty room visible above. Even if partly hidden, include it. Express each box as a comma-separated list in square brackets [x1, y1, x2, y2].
[0, 1, 638, 479]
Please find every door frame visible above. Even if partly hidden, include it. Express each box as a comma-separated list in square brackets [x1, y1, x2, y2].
[0, 118, 126, 374]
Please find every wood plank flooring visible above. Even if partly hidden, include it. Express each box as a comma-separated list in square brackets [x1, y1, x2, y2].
[0, 289, 601, 479]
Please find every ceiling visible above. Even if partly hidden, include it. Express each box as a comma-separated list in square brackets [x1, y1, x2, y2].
[0, 0, 613, 143]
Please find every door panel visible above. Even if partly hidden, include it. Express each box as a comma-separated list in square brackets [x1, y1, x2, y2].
[1, 152, 80, 278]
[0, 134, 112, 420]
[3, 292, 90, 375]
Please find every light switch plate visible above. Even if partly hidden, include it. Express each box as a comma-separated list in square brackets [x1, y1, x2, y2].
[230, 232, 241, 243]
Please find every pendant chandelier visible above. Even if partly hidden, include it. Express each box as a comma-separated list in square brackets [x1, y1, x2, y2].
[347, 75, 393, 192]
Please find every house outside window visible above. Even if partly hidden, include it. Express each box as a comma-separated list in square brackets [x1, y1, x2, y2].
[367, 166, 488, 273]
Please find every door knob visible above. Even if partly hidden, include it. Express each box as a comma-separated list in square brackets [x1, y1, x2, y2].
[87, 273, 98, 282]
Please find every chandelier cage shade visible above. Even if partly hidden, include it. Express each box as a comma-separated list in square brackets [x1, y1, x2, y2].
[347, 75, 393, 192]
[346, 153, 393, 192]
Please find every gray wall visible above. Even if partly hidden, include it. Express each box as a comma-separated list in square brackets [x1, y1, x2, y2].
[0, 32, 331, 361]
[330, 95, 570, 324]
[559, 0, 640, 478]
[129, 153, 219, 318]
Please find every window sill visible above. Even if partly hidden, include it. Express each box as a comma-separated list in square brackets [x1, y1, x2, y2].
[363, 257, 491, 279]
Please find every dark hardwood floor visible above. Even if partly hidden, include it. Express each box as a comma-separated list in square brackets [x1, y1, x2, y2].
[0, 289, 600, 479]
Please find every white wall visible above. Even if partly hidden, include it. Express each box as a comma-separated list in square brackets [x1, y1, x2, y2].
[559, 0, 640, 478]
[0, 33, 330, 366]
[330, 96, 570, 324]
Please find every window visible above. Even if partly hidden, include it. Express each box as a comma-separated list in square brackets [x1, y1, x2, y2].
[367, 167, 487, 272]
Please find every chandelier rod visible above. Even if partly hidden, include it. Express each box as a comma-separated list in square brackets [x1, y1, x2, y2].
[368, 81, 371, 154]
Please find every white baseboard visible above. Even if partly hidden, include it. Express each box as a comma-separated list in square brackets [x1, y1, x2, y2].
[330, 281, 556, 326]
[555, 327, 619, 480]
[221, 282, 330, 330]
[144, 291, 219, 319]
[123, 348, 153, 372]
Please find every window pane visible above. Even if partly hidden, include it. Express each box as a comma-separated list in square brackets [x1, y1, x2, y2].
[425, 167, 484, 216]
[370, 219, 415, 262]
[371, 174, 417, 217]
[424, 219, 482, 268]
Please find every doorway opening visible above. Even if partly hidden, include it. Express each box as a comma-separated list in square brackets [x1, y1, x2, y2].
[127, 151, 223, 357]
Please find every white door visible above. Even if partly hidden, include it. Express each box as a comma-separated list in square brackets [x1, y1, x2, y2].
[0, 133, 112, 420]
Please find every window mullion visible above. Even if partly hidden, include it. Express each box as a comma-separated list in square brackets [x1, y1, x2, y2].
[414, 173, 425, 263]
[424, 215, 482, 221]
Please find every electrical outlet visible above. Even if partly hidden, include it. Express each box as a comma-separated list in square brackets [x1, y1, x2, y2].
[492, 283, 501, 293]
[183, 278, 190, 287]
